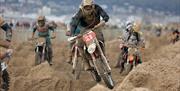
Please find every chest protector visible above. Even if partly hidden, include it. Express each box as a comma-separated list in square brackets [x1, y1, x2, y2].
[36, 24, 49, 37]
[127, 31, 140, 45]
[36, 24, 49, 32]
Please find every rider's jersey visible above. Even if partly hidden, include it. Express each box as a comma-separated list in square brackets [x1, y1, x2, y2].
[70, 4, 109, 35]
[122, 29, 144, 46]
[33, 22, 55, 37]
[33, 22, 56, 45]
[1, 23, 12, 41]
[69, 18, 81, 36]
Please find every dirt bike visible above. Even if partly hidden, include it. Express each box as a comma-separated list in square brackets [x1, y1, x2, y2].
[155, 30, 161, 37]
[30, 37, 54, 66]
[67, 37, 84, 80]
[119, 43, 142, 75]
[68, 37, 101, 82]
[68, 29, 114, 89]
[0, 49, 12, 91]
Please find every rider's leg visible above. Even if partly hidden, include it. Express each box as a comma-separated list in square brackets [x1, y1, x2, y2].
[115, 46, 126, 68]
[47, 45, 53, 65]
[114, 52, 122, 68]
[116, 47, 128, 73]
[66, 42, 74, 64]
[95, 30, 105, 55]
[136, 51, 142, 64]
[46, 38, 53, 65]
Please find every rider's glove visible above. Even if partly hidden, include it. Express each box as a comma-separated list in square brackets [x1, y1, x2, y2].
[66, 31, 71, 36]
[5, 49, 13, 58]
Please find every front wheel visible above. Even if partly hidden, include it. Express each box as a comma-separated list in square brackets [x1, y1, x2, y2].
[35, 52, 41, 66]
[90, 69, 101, 82]
[101, 73, 114, 89]
[124, 62, 133, 75]
[95, 59, 114, 89]
[73, 57, 83, 80]
[1, 69, 10, 91]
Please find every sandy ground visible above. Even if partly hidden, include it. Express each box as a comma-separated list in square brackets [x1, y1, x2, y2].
[4, 30, 180, 91]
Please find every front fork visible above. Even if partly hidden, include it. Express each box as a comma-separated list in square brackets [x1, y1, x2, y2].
[41, 44, 46, 62]
[72, 46, 78, 70]
[36, 44, 46, 62]
[95, 38, 111, 72]
[90, 38, 111, 75]
[90, 54, 101, 75]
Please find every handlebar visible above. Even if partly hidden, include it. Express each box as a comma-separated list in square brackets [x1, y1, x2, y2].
[28, 37, 55, 41]
[67, 29, 94, 42]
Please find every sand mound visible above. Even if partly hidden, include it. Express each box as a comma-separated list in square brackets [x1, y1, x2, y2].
[89, 84, 110, 91]
[7, 31, 180, 91]
[115, 42, 180, 91]
[9, 62, 72, 91]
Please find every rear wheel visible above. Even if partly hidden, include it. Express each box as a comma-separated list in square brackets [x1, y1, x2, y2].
[95, 58, 114, 89]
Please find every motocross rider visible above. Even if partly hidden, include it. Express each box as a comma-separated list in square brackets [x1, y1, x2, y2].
[0, 16, 13, 89]
[155, 24, 162, 37]
[66, 18, 81, 64]
[171, 28, 179, 44]
[115, 18, 145, 73]
[31, 16, 56, 66]
[0, 16, 13, 61]
[66, 0, 109, 71]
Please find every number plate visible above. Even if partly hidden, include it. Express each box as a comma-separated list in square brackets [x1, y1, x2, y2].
[82, 31, 96, 43]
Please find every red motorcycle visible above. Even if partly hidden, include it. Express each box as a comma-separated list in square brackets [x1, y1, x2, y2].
[68, 29, 114, 89]
[118, 38, 143, 75]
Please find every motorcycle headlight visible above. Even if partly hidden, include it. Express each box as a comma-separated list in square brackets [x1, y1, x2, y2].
[37, 42, 44, 46]
[87, 43, 96, 54]
[128, 55, 134, 61]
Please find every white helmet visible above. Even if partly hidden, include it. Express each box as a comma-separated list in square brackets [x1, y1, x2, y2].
[125, 16, 135, 30]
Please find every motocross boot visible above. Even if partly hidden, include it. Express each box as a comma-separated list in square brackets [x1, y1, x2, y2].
[48, 46, 53, 66]
[66, 50, 73, 65]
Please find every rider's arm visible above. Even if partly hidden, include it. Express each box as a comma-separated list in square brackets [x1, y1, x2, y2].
[98, 5, 109, 22]
[48, 24, 56, 38]
[93, 5, 109, 29]
[50, 28, 56, 38]
[70, 10, 82, 36]
[32, 25, 37, 38]
[138, 33, 146, 48]
[0, 40, 10, 48]
[1, 23, 12, 42]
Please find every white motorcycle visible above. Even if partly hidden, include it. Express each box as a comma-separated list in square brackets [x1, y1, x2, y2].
[30, 37, 54, 66]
